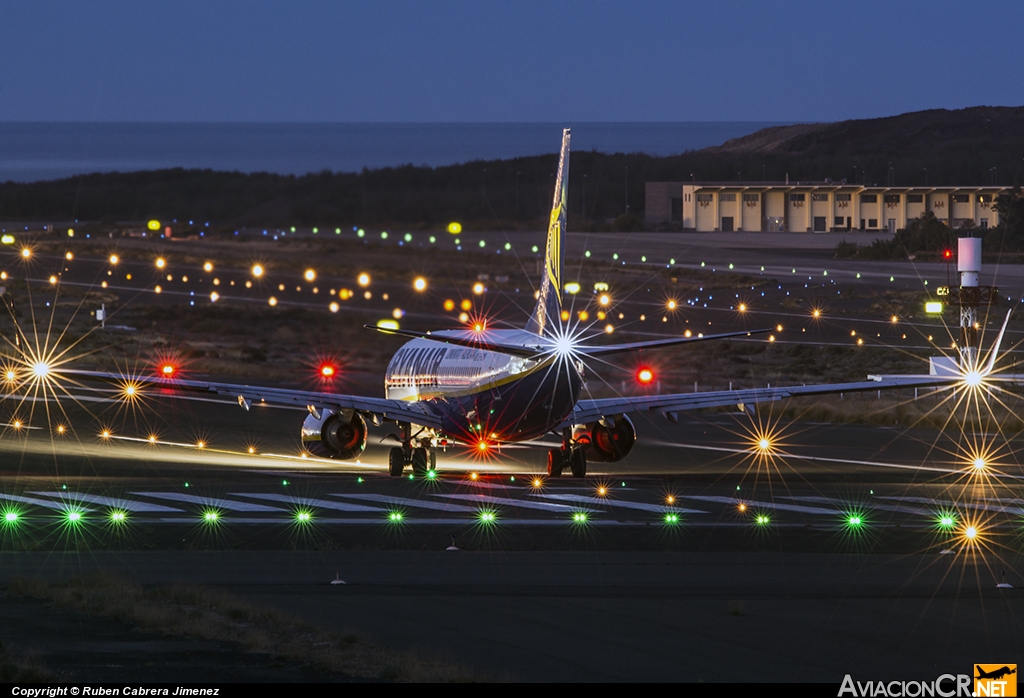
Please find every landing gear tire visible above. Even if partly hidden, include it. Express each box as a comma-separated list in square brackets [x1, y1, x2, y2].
[411, 447, 429, 475]
[547, 448, 564, 477]
[388, 446, 405, 477]
[428, 450, 437, 471]
[569, 448, 587, 478]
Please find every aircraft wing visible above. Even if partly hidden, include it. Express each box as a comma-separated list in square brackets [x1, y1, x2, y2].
[63, 370, 445, 430]
[566, 375, 955, 425]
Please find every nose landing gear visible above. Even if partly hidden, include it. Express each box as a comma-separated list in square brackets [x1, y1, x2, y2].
[546, 427, 587, 478]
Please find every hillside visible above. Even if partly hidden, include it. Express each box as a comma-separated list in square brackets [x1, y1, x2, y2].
[1, 106, 1022, 230]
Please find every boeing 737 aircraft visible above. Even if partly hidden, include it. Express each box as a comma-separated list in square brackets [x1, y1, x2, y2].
[69, 129, 979, 477]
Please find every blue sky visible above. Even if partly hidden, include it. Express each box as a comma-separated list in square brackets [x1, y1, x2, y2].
[3, 0, 1022, 123]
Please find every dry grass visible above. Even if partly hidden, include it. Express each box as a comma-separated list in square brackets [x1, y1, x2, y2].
[0, 640, 52, 682]
[7, 574, 480, 682]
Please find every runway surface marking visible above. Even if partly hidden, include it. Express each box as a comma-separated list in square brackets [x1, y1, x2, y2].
[130, 492, 285, 512]
[29, 491, 182, 513]
[433, 493, 597, 513]
[532, 493, 707, 514]
[0, 493, 95, 512]
[228, 492, 382, 513]
[680, 495, 841, 515]
[779, 495, 934, 517]
[333, 493, 480, 513]
[877, 495, 1024, 516]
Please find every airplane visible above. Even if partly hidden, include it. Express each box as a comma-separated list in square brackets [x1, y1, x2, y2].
[65, 128, 988, 477]
[976, 666, 1016, 681]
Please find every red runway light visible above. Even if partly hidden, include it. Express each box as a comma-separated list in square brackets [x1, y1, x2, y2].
[161, 364, 176, 377]
[943, 249, 952, 259]
[637, 368, 655, 384]
[320, 364, 336, 378]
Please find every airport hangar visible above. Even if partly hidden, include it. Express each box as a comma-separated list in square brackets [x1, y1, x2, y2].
[645, 181, 1010, 233]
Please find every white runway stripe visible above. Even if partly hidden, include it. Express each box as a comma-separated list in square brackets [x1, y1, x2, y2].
[877, 495, 1024, 516]
[0, 493, 93, 512]
[434, 493, 596, 513]
[333, 493, 479, 513]
[29, 491, 181, 513]
[533, 493, 707, 514]
[679, 495, 840, 515]
[779, 495, 933, 517]
[131, 492, 284, 512]
[230, 492, 381, 513]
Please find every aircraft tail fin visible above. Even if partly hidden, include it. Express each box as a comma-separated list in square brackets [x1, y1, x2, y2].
[983, 308, 1013, 375]
[525, 128, 570, 336]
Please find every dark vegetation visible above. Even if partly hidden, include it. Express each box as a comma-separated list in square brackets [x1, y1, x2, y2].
[2, 107, 1024, 231]
[835, 186, 1024, 260]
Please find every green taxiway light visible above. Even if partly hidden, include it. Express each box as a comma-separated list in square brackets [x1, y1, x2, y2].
[846, 515, 863, 528]
[295, 511, 312, 523]
[755, 515, 770, 526]
[66, 511, 82, 523]
[203, 511, 219, 523]
[429, 236, 436, 243]
[3, 511, 19, 524]
[282, 479, 289, 486]
[479, 511, 496, 524]
[426, 470, 437, 480]
[572, 512, 588, 524]
[404, 233, 412, 242]
[109, 511, 127, 523]
[408, 473, 414, 480]
[388, 511, 403, 523]
[357, 229, 365, 237]
[937, 513, 957, 530]
[357, 477, 364, 483]
[664, 513, 679, 525]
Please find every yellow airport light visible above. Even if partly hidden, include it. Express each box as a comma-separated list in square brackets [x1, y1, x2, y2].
[0, 235, 14, 245]
[925, 302, 943, 314]
[147, 220, 161, 231]
[377, 319, 400, 330]
[564, 282, 581, 294]
[447, 222, 462, 234]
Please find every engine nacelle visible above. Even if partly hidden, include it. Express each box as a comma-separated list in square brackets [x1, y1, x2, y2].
[572, 414, 636, 463]
[302, 409, 367, 460]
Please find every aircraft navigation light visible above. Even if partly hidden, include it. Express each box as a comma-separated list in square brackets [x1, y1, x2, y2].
[32, 362, 49, 379]
[637, 368, 654, 384]
[357, 273, 371, 287]
[472, 282, 485, 295]
[252, 264, 264, 277]
[414, 277, 427, 292]
[20, 247, 31, 258]
[109, 254, 119, 265]
[304, 269, 316, 282]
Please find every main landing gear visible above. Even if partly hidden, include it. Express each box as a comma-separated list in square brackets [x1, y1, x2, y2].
[388, 423, 438, 477]
[547, 427, 586, 478]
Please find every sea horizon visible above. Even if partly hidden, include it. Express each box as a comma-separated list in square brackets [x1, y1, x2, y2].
[0, 121, 792, 183]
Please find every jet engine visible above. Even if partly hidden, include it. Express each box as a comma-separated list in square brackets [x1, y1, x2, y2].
[572, 415, 636, 462]
[302, 409, 367, 460]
